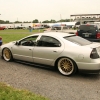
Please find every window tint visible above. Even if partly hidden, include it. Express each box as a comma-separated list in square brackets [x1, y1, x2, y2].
[20, 36, 38, 46]
[64, 35, 92, 46]
[78, 25, 99, 34]
[79, 25, 98, 31]
[37, 36, 61, 47]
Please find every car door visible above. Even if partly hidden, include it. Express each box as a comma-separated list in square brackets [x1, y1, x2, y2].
[12, 35, 38, 62]
[33, 35, 64, 66]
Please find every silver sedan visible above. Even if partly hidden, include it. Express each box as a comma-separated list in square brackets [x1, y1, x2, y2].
[0, 32, 100, 76]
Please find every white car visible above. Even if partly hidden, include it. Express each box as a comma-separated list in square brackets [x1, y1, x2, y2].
[0, 32, 100, 76]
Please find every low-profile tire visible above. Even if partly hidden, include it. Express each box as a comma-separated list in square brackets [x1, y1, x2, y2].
[2, 48, 13, 62]
[57, 57, 77, 76]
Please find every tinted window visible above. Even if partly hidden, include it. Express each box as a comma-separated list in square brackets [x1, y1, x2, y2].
[64, 35, 92, 46]
[37, 36, 61, 47]
[78, 25, 98, 32]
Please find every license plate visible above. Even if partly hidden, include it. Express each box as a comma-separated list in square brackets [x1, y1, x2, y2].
[83, 33, 89, 37]
[85, 34, 89, 37]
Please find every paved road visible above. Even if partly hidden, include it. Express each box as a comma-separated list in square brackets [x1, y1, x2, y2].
[0, 58, 100, 100]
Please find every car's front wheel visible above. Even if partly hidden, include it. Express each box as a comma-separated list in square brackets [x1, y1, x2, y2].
[57, 57, 77, 76]
[2, 48, 13, 62]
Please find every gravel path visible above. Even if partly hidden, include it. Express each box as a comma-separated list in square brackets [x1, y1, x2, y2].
[0, 58, 100, 100]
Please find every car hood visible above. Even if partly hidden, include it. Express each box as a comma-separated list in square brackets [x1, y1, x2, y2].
[1, 41, 16, 47]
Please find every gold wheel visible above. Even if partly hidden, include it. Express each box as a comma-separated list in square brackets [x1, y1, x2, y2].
[3, 48, 12, 61]
[58, 57, 76, 76]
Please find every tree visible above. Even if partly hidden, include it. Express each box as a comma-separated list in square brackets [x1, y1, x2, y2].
[5, 20, 10, 24]
[0, 20, 10, 24]
[0, 20, 5, 24]
[42, 20, 50, 23]
[57, 19, 70, 22]
[14, 21, 22, 23]
[32, 19, 39, 23]
[42, 19, 56, 23]
[50, 19, 56, 23]
[23, 21, 32, 23]
[0, 18, 72, 24]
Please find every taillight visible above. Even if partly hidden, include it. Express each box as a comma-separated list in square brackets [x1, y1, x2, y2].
[76, 32, 78, 36]
[90, 48, 99, 59]
[96, 32, 100, 39]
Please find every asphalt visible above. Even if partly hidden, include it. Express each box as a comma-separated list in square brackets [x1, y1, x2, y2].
[0, 58, 100, 100]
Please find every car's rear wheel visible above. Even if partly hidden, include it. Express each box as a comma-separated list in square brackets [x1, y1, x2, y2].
[57, 57, 77, 76]
[2, 48, 13, 61]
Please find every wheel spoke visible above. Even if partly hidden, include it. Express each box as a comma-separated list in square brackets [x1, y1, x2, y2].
[60, 59, 72, 72]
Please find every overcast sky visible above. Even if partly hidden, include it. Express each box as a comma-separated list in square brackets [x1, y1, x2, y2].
[0, 0, 100, 22]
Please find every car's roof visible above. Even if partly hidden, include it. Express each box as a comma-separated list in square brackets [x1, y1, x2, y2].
[31, 32, 75, 38]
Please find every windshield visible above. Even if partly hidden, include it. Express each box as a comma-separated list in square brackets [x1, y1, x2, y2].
[64, 35, 92, 46]
[78, 25, 98, 33]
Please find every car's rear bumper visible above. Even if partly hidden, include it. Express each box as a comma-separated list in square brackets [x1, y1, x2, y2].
[77, 59, 100, 74]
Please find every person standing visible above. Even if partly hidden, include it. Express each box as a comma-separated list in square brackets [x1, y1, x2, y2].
[29, 26, 32, 32]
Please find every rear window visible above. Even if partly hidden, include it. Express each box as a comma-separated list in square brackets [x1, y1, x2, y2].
[78, 25, 98, 31]
[64, 35, 92, 46]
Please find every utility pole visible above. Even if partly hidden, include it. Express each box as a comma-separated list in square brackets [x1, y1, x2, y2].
[60, 14, 62, 24]
[60, 14, 63, 31]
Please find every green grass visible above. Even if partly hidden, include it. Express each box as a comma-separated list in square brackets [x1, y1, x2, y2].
[0, 29, 44, 33]
[0, 29, 44, 43]
[0, 83, 49, 100]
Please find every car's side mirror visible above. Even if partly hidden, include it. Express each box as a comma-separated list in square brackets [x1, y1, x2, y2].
[15, 41, 20, 45]
[33, 41, 37, 46]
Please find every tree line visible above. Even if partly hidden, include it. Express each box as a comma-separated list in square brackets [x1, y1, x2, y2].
[0, 19, 72, 24]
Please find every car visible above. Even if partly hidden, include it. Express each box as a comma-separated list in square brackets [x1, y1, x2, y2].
[0, 32, 100, 76]
[51, 24, 68, 30]
[76, 24, 100, 42]
[15, 26, 26, 29]
[0, 26, 6, 30]
[0, 36, 2, 46]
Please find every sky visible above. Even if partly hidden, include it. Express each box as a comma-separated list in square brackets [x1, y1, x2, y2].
[0, 0, 100, 22]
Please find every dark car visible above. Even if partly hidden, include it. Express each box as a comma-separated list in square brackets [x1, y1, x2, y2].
[15, 26, 26, 29]
[76, 24, 100, 42]
[0, 37, 2, 46]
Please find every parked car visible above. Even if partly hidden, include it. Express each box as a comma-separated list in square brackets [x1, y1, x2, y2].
[51, 24, 68, 30]
[0, 36, 2, 46]
[0, 32, 100, 76]
[76, 24, 100, 42]
[0, 26, 6, 30]
[15, 26, 26, 29]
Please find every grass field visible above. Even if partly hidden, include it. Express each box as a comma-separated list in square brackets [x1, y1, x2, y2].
[0, 29, 44, 43]
[0, 83, 49, 100]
